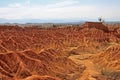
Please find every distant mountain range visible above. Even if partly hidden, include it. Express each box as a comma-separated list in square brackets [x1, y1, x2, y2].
[0, 18, 85, 24]
[0, 18, 120, 24]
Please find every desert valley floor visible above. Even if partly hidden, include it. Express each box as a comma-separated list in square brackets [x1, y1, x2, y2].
[0, 22, 120, 80]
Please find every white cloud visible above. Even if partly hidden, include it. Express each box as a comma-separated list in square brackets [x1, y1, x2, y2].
[0, 0, 119, 20]
[48, 0, 79, 8]
[8, 0, 31, 8]
[9, 3, 23, 8]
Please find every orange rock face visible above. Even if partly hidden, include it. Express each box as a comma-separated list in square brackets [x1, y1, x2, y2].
[0, 49, 85, 80]
[83, 22, 108, 32]
[93, 45, 120, 70]
[0, 22, 120, 80]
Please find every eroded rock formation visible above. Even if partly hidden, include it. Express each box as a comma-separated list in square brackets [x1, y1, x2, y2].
[0, 22, 120, 80]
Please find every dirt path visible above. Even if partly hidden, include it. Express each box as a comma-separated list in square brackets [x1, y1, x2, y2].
[69, 54, 101, 80]
[78, 60, 100, 80]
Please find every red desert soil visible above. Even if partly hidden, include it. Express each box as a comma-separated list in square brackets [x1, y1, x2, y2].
[0, 22, 120, 80]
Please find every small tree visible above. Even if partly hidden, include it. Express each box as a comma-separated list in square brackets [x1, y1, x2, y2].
[98, 17, 105, 23]
[98, 17, 102, 22]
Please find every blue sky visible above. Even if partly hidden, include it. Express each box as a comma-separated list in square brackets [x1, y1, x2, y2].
[0, 0, 120, 21]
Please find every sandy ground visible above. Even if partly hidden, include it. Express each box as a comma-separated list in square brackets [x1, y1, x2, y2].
[69, 54, 101, 80]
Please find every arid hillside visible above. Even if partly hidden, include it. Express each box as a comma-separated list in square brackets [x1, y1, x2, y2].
[0, 22, 120, 80]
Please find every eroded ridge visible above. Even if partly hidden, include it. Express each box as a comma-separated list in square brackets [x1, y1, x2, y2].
[0, 49, 85, 80]
[0, 22, 120, 80]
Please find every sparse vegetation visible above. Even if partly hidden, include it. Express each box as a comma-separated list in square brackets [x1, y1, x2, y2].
[101, 69, 120, 80]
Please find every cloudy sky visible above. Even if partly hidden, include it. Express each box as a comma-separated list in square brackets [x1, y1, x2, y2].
[0, 0, 120, 21]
